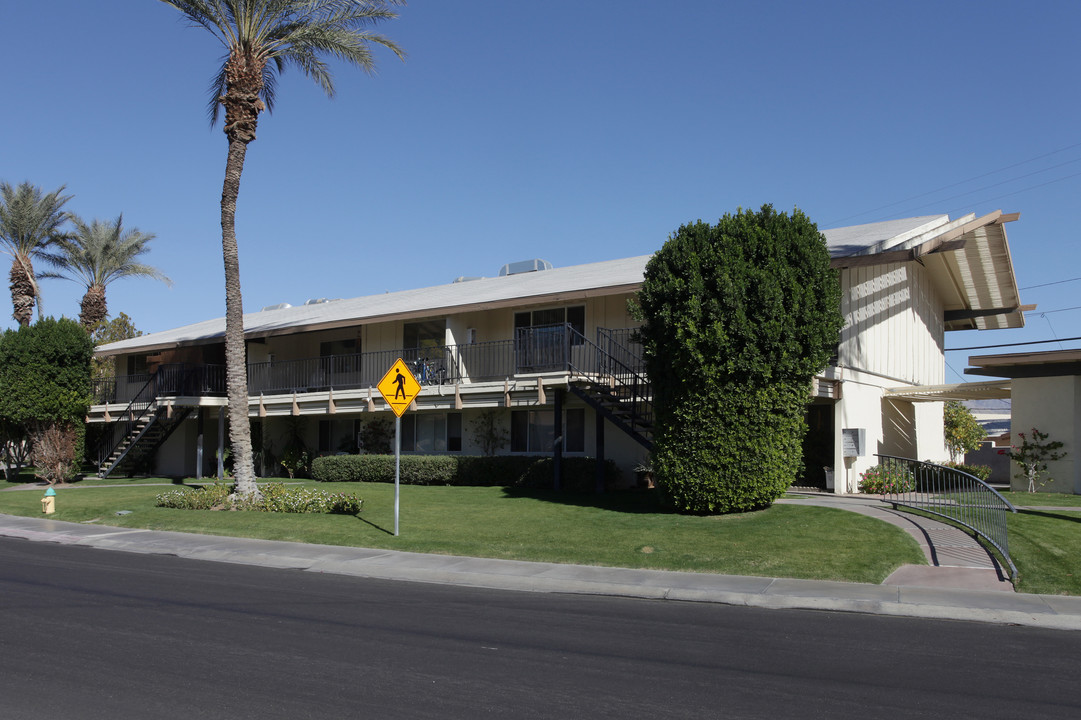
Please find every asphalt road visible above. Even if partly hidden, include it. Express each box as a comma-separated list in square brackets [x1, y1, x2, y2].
[2, 537, 1079, 720]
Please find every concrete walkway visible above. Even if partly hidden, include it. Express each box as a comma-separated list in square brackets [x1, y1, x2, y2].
[777, 493, 1012, 593]
[2, 491, 1080, 631]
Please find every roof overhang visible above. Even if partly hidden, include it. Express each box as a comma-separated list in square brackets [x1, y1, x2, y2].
[883, 379, 1012, 402]
[966, 348, 1081, 379]
[830, 211, 1026, 332]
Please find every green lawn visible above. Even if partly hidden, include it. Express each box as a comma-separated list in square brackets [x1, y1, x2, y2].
[0, 480, 925, 584]
[1000, 491, 1081, 508]
[1009, 508, 1081, 596]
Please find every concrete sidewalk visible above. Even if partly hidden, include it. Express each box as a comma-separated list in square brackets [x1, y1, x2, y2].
[2, 504, 1079, 631]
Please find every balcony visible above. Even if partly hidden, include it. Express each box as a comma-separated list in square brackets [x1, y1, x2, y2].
[93, 325, 629, 406]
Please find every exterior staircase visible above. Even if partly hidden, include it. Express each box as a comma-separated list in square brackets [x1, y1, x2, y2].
[96, 405, 193, 478]
[568, 328, 654, 451]
[95, 367, 196, 478]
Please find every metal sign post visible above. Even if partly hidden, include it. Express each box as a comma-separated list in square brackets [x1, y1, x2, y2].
[376, 358, 420, 538]
[394, 416, 401, 536]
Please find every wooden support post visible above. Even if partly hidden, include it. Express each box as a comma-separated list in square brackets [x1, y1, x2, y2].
[217, 407, 225, 482]
[553, 389, 563, 492]
[195, 409, 204, 480]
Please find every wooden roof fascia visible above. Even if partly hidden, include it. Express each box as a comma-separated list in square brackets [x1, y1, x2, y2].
[829, 210, 1015, 270]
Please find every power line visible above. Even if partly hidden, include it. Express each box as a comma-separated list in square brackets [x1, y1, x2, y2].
[1020, 276, 1081, 290]
[946, 335, 1081, 352]
[888, 162, 1081, 220]
[825, 141, 1081, 226]
[941, 171, 1081, 220]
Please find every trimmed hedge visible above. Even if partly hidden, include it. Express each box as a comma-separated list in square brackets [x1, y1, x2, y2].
[311, 454, 621, 493]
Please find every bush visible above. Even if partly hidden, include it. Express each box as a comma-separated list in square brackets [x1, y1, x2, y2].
[155, 483, 233, 510]
[312, 454, 620, 492]
[858, 463, 916, 494]
[234, 483, 362, 514]
[636, 206, 843, 513]
[312, 454, 458, 484]
[155, 482, 362, 515]
[943, 461, 992, 483]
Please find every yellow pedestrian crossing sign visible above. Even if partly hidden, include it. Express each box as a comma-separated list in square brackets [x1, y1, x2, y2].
[377, 358, 421, 417]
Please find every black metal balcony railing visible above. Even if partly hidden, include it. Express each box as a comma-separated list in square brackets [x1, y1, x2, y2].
[93, 326, 648, 406]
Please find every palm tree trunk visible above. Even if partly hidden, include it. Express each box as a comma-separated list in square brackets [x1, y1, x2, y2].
[79, 284, 108, 331]
[9, 256, 36, 327]
[221, 137, 258, 496]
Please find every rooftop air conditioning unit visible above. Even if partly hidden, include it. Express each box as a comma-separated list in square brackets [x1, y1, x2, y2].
[498, 259, 553, 276]
[260, 303, 293, 311]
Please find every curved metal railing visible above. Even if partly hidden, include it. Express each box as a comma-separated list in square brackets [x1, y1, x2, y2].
[874, 454, 1017, 579]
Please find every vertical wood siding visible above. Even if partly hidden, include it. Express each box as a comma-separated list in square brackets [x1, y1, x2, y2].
[837, 262, 944, 385]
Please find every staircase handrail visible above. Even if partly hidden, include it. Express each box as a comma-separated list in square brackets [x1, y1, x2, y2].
[565, 325, 653, 434]
[94, 369, 160, 470]
[595, 327, 645, 373]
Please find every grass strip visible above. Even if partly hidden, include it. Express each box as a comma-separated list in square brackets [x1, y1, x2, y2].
[0, 481, 924, 584]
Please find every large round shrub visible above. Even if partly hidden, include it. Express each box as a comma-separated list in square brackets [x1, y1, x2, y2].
[636, 205, 842, 513]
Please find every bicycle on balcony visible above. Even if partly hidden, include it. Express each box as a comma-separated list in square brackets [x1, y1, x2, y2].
[412, 357, 447, 386]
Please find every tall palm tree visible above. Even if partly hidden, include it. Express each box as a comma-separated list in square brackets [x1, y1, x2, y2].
[0, 182, 73, 327]
[40, 215, 172, 331]
[158, 0, 404, 497]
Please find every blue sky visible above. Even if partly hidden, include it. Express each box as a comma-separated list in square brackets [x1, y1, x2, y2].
[2, 1, 1079, 382]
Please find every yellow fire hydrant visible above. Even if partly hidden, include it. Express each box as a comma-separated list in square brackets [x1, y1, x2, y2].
[41, 487, 56, 515]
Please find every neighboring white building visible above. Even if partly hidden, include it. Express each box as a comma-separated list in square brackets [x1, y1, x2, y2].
[90, 210, 1026, 492]
[966, 350, 1081, 494]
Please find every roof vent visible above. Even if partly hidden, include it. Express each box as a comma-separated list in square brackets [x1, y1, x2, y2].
[498, 258, 553, 276]
[261, 303, 293, 312]
[304, 298, 336, 305]
[453, 276, 485, 283]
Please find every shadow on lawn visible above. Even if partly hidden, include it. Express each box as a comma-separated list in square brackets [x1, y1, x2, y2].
[499, 486, 671, 515]
[1019, 509, 1081, 525]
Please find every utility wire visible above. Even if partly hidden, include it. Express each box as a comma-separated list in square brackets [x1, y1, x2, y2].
[1020, 276, 1081, 290]
[825, 141, 1081, 226]
[946, 335, 1081, 352]
[941, 171, 1081, 220]
[884, 161, 1081, 220]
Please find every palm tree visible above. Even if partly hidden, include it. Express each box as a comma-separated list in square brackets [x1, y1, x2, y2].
[40, 215, 172, 331]
[159, 0, 404, 497]
[0, 182, 73, 327]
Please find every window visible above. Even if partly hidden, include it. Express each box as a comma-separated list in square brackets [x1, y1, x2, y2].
[401, 412, 462, 453]
[403, 320, 445, 352]
[319, 419, 357, 454]
[514, 306, 587, 371]
[126, 355, 148, 376]
[511, 409, 585, 453]
[514, 305, 585, 338]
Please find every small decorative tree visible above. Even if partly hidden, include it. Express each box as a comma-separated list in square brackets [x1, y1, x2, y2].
[1000, 428, 1067, 492]
[358, 417, 394, 455]
[944, 401, 985, 463]
[470, 410, 509, 457]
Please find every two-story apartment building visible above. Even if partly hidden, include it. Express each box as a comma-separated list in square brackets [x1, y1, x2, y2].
[90, 210, 1025, 492]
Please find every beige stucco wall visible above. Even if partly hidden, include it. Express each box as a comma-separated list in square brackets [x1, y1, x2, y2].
[1010, 375, 1080, 494]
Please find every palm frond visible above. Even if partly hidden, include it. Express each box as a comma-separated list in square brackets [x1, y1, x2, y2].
[0, 181, 73, 258]
[162, 0, 405, 124]
[46, 214, 171, 292]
